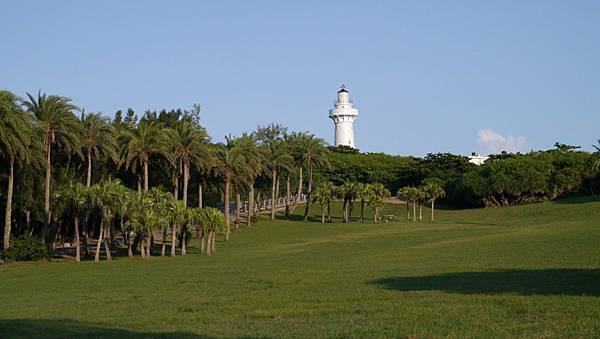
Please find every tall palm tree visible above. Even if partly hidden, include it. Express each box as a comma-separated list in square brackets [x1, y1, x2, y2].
[262, 140, 293, 220]
[213, 137, 245, 240]
[301, 135, 330, 221]
[23, 91, 81, 242]
[81, 112, 117, 187]
[236, 134, 263, 227]
[285, 132, 308, 210]
[397, 187, 412, 220]
[0, 91, 35, 249]
[165, 120, 209, 207]
[121, 121, 167, 192]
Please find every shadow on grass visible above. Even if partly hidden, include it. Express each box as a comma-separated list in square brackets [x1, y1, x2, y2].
[372, 269, 600, 296]
[553, 194, 600, 204]
[0, 319, 210, 338]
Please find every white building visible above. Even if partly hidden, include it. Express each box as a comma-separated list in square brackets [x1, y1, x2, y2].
[468, 153, 489, 165]
[329, 85, 359, 148]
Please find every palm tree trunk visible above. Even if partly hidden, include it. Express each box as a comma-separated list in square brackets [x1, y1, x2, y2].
[235, 192, 241, 229]
[171, 224, 177, 257]
[406, 201, 410, 220]
[198, 183, 203, 208]
[86, 148, 92, 187]
[360, 200, 365, 223]
[74, 215, 80, 262]
[271, 168, 277, 220]
[224, 176, 231, 240]
[95, 226, 103, 262]
[412, 201, 416, 222]
[128, 234, 133, 257]
[181, 226, 187, 256]
[146, 232, 152, 257]
[342, 198, 348, 223]
[247, 182, 254, 227]
[419, 203, 422, 221]
[137, 176, 142, 196]
[285, 176, 291, 216]
[183, 161, 189, 207]
[3, 157, 15, 250]
[211, 231, 216, 253]
[161, 229, 167, 256]
[303, 165, 313, 221]
[200, 230, 206, 254]
[431, 200, 435, 221]
[43, 140, 52, 242]
[143, 157, 149, 192]
[140, 237, 146, 259]
[321, 207, 325, 223]
[103, 224, 112, 261]
[296, 167, 303, 202]
[205, 231, 212, 256]
[327, 202, 331, 222]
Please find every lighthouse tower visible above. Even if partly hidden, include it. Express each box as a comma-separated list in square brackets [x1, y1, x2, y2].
[329, 85, 359, 148]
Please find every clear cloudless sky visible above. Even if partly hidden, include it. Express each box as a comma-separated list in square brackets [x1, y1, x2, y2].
[2, 0, 599, 155]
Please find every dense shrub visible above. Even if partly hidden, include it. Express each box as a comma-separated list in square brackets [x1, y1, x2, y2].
[1, 234, 48, 262]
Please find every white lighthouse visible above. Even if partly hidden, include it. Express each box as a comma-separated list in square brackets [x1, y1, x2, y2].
[329, 85, 359, 148]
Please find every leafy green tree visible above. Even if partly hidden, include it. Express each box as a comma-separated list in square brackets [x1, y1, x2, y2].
[0, 91, 35, 249]
[23, 91, 82, 242]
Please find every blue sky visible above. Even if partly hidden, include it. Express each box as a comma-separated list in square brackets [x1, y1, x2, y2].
[2, 1, 599, 156]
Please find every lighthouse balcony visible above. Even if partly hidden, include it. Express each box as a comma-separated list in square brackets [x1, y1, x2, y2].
[334, 99, 353, 105]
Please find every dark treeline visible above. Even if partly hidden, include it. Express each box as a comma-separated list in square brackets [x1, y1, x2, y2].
[322, 143, 600, 208]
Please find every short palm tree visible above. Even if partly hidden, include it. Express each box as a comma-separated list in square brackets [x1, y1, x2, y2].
[397, 187, 412, 220]
[423, 182, 446, 221]
[339, 182, 357, 223]
[121, 121, 167, 192]
[56, 182, 90, 262]
[23, 91, 82, 242]
[166, 199, 186, 257]
[90, 178, 123, 262]
[312, 183, 334, 223]
[369, 183, 389, 223]
[81, 112, 117, 187]
[355, 183, 370, 223]
[199, 207, 225, 256]
[0, 91, 35, 249]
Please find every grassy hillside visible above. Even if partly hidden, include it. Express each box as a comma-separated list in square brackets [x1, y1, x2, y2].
[1, 197, 599, 338]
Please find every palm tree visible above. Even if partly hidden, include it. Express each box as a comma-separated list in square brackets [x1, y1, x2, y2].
[312, 183, 334, 223]
[236, 134, 263, 227]
[0, 91, 35, 249]
[423, 182, 446, 221]
[165, 120, 209, 207]
[116, 189, 137, 257]
[593, 140, 600, 171]
[199, 207, 225, 256]
[339, 182, 357, 223]
[285, 132, 308, 211]
[166, 199, 186, 257]
[402, 187, 420, 222]
[369, 183, 389, 223]
[121, 121, 167, 193]
[23, 91, 81, 242]
[262, 140, 293, 220]
[355, 183, 370, 223]
[81, 112, 117, 187]
[213, 137, 245, 240]
[147, 188, 172, 257]
[90, 179, 123, 262]
[301, 135, 330, 221]
[56, 182, 89, 262]
[397, 187, 412, 220]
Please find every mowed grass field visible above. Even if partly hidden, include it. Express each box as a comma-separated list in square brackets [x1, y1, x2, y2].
[1, 197, 599, 338]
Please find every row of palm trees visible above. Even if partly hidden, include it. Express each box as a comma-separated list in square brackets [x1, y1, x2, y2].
[397, 181, 446, 222]
[312, 182, 390, 223]
[0, 90, 332, 252]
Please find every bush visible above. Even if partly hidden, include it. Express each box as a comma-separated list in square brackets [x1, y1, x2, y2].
[250, 213, 261, 225]
[1, 234, 49, 262]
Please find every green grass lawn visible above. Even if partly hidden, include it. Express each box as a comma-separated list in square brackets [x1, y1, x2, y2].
[1, 197, 600, 338]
